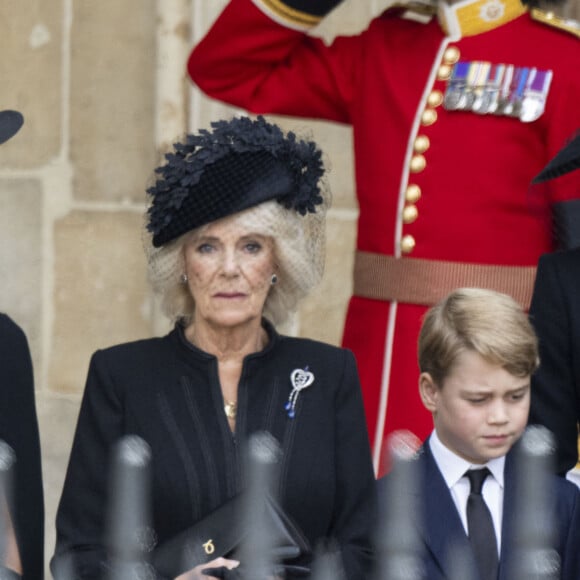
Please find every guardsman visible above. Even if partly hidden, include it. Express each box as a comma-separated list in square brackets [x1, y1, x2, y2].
[188, 0, 580, 475]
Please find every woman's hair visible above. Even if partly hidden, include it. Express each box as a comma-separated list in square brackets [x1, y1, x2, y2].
[145, 197, 328, 327]
[418, 287, 539, 386]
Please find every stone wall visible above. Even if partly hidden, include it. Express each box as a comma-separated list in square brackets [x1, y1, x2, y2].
[1, 0, 578, 574]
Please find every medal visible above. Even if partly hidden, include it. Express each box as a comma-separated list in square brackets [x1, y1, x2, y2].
[519, 69, 553, 123]
[476, 63, 505, 114]
[471, 62, 492, 113]
[442, 60, 551, 122]
[503, 66, 529, 117]
[495, 64, 514, 115]
[443, 61, 470, 111]
[458, 61, 482, 110]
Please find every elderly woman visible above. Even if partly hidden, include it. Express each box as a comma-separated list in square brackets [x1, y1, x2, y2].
[52, 116, 375, 579]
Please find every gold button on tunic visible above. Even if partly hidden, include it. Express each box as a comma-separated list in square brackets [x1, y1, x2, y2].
[410, 154, 427, 173]
[400, 234, 416, 254]
[405, 184, 422, 203]
[427, 90, 444, 108]
[414, 135, 430, 154]
[443, 46, 460, 64]
[421, 109, 437, 126]
[402, 205, 419, 224]
[437, 64, 452, 81]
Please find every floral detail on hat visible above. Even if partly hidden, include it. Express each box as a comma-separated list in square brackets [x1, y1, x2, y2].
[146, 116, 325, 242]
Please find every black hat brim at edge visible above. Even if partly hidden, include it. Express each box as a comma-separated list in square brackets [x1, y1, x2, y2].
[0, 110, 24, 145]
[532, 132, 580, 183]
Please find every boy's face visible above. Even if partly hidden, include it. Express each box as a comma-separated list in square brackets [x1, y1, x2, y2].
[420, 350, 530, 464]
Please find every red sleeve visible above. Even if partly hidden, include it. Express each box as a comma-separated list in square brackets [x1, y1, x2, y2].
[188, 0, 363, 123]
[538, 38, 580, 204]
[545, 91, 580, 204]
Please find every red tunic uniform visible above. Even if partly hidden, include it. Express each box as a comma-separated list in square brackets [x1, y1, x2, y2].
[189, 0, 580, 474]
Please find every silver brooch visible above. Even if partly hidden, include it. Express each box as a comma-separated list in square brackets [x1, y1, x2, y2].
[285, 366, 314, 418]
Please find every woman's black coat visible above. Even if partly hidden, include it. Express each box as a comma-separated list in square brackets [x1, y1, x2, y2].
[0, 314, 44, 580]
[52, 322, 376, 579]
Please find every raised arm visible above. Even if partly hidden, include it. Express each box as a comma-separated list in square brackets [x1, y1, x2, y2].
[188, 0, 361, 123]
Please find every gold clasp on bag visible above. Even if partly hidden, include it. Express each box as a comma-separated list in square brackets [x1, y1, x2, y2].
[203, 539, 215, 555]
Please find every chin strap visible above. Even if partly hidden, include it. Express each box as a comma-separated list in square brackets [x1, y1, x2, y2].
[253, 0, 344, 29]
[553, 199, 580, 250]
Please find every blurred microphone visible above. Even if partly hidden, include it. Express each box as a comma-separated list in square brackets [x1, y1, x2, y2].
[375, 430, 423, 580]
[0, 442, 15, 572]
[310, 542, 345, 580]
[50, 554, 75, 580]
[238, 431, 281, 580]
[446, 542, 477, 580]
[106, 435, 155, 580]
[508, 426, 560, 580]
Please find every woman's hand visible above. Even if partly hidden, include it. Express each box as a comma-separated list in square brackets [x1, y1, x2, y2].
[175, 557, 240, 580]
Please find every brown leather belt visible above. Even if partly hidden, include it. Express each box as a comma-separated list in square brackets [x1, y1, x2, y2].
[353, 251, 537, 310]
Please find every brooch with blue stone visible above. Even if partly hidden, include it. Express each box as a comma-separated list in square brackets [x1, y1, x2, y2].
[285, 366, 314, 418]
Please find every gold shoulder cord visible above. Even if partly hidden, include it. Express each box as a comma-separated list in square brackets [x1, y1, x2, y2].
[530, 8, 580, 39]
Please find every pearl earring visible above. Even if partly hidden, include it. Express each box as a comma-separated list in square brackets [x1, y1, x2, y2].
[271, 274, 278, 285]
[181, 273, 188, 284]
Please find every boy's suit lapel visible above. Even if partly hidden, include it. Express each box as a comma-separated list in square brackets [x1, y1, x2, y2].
[419, 441, 479, 579]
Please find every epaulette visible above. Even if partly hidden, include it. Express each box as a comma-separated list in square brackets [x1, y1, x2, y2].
[530, 8, 580, 39]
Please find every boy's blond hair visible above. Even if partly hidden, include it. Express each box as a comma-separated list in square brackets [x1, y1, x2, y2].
[418, 288, 539, 386]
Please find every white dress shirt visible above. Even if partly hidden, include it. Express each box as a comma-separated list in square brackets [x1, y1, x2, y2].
[429, 430, 504, 554]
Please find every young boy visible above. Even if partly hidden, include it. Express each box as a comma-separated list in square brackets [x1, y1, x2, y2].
[377, 288, 580, 580]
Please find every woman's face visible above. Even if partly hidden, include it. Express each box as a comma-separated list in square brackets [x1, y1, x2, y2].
[183, 214, 275, 331]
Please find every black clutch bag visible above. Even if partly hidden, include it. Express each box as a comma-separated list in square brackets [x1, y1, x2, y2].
[152, 494, 311, 578]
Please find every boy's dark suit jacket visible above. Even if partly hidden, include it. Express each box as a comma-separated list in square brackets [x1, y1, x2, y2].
[0, 314, 44, 580]
[377, 438, 580, 580]
[528, 248, 580, 475]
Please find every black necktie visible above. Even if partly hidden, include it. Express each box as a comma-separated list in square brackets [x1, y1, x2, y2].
[466, 468, 499, 580]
